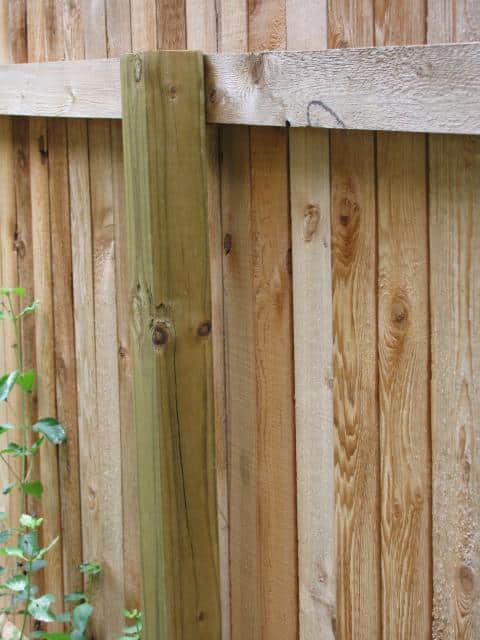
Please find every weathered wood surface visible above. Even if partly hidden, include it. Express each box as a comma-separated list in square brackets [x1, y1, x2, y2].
[207, 42, 480, 133]
[377, 3, 432, 637]
[0, 57, 121, 117]
[328, 1, 381, 638]
[429, 3, 480, 639]
[287, 2, 336, 639]
[121, 50, 220, 640]
[0, 42, 479, 134]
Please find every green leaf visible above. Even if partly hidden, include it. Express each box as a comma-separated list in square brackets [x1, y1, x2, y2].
[72, 601, 93, 634]
[0, 423, 13, 435]
[0, 311, 7, 320]
[0, 547, 26, 560]
[19, 299, 39, 317]
[2, 482, 15, 495]
[0, 530, 10, 544]
[17, 369, 35, 392]
[33, 418, 66, 445]
[2, 442, 26, 456]
[19, 531, 39, 558]
[4, 573, 28, 592]
[117, 636, 140, 640]
[28, 594, 56, 622]
[30, 559, 47, 573]
[0, 371, 19, 401]
[21, 480, 43, 498]
[20, 513, 43, 529]
[0, 288, 25, 297]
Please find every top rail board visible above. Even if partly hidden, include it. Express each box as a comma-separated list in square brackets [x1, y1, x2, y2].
[0, 42, 479, 134]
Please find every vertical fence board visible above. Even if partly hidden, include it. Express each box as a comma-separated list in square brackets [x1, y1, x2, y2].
[327, 2, 381, 638]
[289, 127, 335, 639]
[428, 3, 480, 638]
[121, 50, 221, 640]
[81, 1, 125, 633]
[216, 5, 251, 640]
[220, 122, 257, 640]
[377, 131, 431, 638]
[429, 133, 480, 640]
[185, 5, 230, 638]
[27, 1, 64, 614]
[0, 2, 17, 514]
[47, 117, 83, 596]
[45, 0, 84, 599]
[248, 5, 297, 639]
[286, 3, 335, 639]
[105, 1, 141, 613]
[376, 2, 431, 638]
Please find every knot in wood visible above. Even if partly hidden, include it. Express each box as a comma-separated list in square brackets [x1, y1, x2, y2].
[152, 321, 169, 348]
[303, 204, 320, 242]
[197, 321, 211, 337]
[458, 565, 475, 594]
[168, 84, 177, 100]
[208, 87, 217, 103]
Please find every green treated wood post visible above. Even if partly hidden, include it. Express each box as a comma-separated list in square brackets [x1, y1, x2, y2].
[121, 51, 221, 640]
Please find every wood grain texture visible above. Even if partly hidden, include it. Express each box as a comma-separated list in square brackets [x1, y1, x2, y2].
[27, 1, 64, 616]
[246, 4, 297, 639]
[377, 4, 432, 639]
[328, 2, 381, 638]
[0, 41, 479, 134]
[429, 3, 480, 639]
[429, 134, 480, 640]
[0, 58, 122, 118]
[44, 0, 84, 599]
[206, 42, 480, 133]
[185, 4, 230, 638]
[0, 2, 17, 514]
[289, 128, 335, 640]
[220, 123, 257, 640]
[82, 0, 125, 633]
[250, 125, 297, 640]
[105, 0, 141, 614]
[286, 3, 336, 639]
[121, 51, 221, 640]
[377, 132, 431, 639]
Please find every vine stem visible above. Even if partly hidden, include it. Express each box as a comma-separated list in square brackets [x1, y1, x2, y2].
[6, 294, 30, 639]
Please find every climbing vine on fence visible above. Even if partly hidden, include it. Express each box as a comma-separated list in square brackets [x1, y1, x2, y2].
[0, 288, 142, 640]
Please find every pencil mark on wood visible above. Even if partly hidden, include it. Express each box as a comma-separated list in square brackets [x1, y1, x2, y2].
[307, 100, 346, 128]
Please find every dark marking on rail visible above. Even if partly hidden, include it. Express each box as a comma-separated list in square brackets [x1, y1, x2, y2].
[307, 100, 346, 128]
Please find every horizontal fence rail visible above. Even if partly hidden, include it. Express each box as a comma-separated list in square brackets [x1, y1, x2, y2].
[0, 42, 479, 134]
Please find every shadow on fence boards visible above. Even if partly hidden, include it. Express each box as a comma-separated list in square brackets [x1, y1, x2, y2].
[0, 1, 479, 639]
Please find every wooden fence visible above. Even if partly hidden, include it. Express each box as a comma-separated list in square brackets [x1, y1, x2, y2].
[0, 1, 479, 639]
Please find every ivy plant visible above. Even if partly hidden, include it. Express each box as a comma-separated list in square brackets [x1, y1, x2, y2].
[0, 288, 100, 639]
[0, 288, 142, 639]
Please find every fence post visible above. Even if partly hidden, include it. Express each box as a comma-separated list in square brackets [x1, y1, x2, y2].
[121, 50, 221, 640]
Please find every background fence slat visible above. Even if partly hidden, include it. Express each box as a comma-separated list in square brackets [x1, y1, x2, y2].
[376, 2, 432, 638]
[81, 2, 125, 634]
[328, 1, 381, 638]
[27, 1, 64, 618]
[0, 3, 17, 516]
[286, 3, 336, 639]
[248, 5, 297, 638]
[428, 2, 480, 638]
